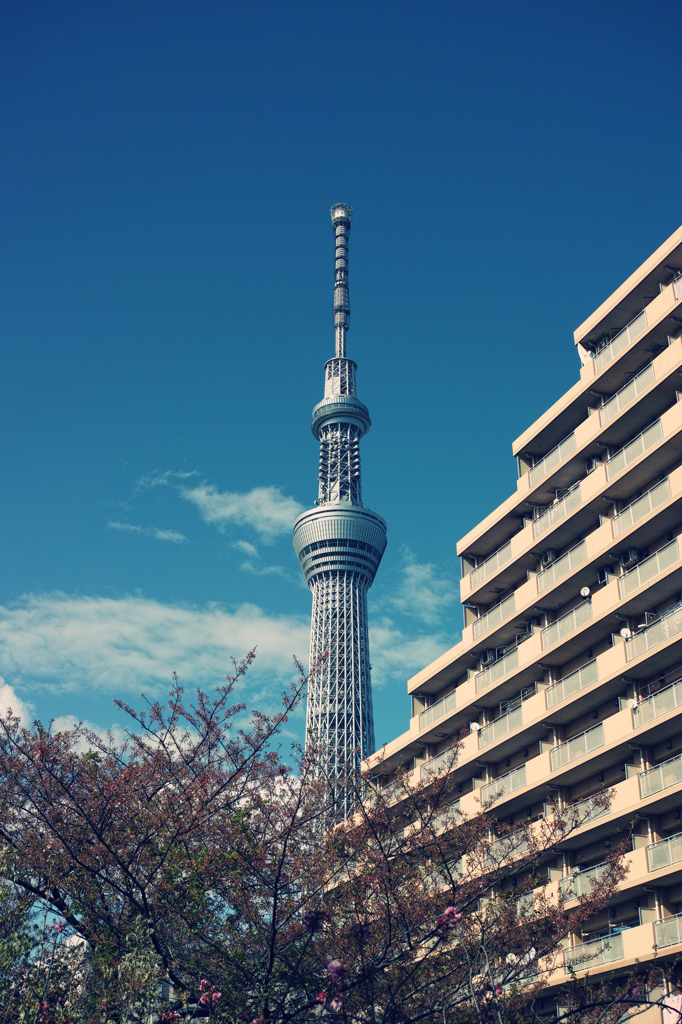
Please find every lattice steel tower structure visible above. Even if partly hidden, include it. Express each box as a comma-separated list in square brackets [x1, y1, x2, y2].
[293, 204, 387, 779]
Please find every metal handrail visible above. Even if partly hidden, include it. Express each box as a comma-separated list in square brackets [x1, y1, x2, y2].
[626, 602, 682, 663]
[550, 723, 604, 770]
[420, 690, 456, 730]
[606, 419, 662, 480]
[537, 540, 587, 593]
[613, 477, 670, 536]
[546, 659, 598, 709]
[619, 538, 679, 599]
[529, 432, 576, 487]
[533, 481, 582, 539]
[473, 592, 516, 639]
[593, 309, 648, 374]
[470, 539, 512, 590]
[599, 362, 654, 426]
[542, 599, 592, 650]
[634, 677, 682, 729]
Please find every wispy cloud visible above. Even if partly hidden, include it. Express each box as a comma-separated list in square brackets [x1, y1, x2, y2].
[232, 540, 259, 558]
[51, 714, 129, 752]
[0, 594, 310, 701]
[179, 484, 304, 543]
[369, 618, 451, 688]
[107, 521, 187, 544]
[0, 680, 34, 725]
[386, 549, 459, 626]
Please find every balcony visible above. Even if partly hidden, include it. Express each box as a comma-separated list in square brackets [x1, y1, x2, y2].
[481, 764, 526, 804]
[675, 274, 682, 302]
[606, 419, 663, 480]
[542, 599, 592, 651]
[565, 794, 610, 828]
[473, 593, 515, 640]
[626, 603, 682, 662]
[593, 309, 648, 374]
[546, 659, 599, 709]
[647, 831, 682, 872]
[420, 690, 456, 731]
[479, 703, 523, 749]
[612, 477, 671, 537]
[537, 540, 587, 593]
[564, 931, 623, 969]
[599, 362, 655, 426]
[550, 723, 604, 771]
[560, 861, 608, 900]
[529, 432, 577, 488]
[420, 746, 458, 780]
[533, 482, 582, 540]
[476, 647, 520, 693]
[639, 753, 682, 799]
[619, 539, 680, 599]
[655, 912, 682, 949]
[634, 676, 682, 729]
[485, 829, 528, 867]
[470, 540, 512, 590]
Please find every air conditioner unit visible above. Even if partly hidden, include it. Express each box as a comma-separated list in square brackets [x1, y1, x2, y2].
[597, 565, 613, 585]
[585, 457, 601, 474]
[481, 649, 497, 666]
[622, 548, 640, 568]
[541, 548, 557, 567]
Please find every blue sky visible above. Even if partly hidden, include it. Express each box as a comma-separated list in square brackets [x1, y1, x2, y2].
[0, 0, 680, 749]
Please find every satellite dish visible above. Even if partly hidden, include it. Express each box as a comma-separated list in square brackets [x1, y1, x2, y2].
[580, 586, 591, 598]
[620, 627, 632, 639]
[627, 699, 637, 709]
[469, 722, 480, 732]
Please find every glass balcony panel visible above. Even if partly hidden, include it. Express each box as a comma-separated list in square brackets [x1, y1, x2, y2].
[619, 539, 680, 599]
[565, 794, 610, 828]
[600, 363, 655, 427]
[647, 831, 682, 872]
[470, 540, 512, 589]
[639, 754, 682, 798]
[421, 745, 458, 780]
[529, 433, 577, 487]
[473, 593, 516, 639]
[481, 764, 526, 804]
[593, 310, 648, 374]
[634, 678, 682, 728]
[655, 913, 682, 948]
[478, 704, 523, 748]
[613, 478, 670, 537]
[485, 829, 528, 867]
[560, 861, 608, 900]
[675, 276, 682, 302]
[420, 689, 457, 730]
[542, 599, 592, 650]
[476, 648, 519, 693]
[546, 659, 598, 708]
[626, 604, 682, 662]
[537, 540, 587, 593]
[606, 419, 663, 480]
[564, 931, 623, 968]
[550, 723, 604, 771]
[533, 482, 582, 539]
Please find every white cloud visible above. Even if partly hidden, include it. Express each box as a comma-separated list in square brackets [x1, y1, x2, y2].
[0, 593, 311, 700]
[179, 484, 304, 543]
[51, 715, 128, 752]
[369, 618, 451, 688]
[386, 550, 459, 626]
[107, 521, 187, 543]
[0, 680, 34, 724]
[232, 539, 259, 558]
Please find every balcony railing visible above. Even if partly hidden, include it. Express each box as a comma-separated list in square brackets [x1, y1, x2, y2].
[675, 274, 682, 302]
[565, 794, 610, 828]
[551, 723, 604, 771]
[542, 599, 592, 650]
[626, 603, 682, 662]
[634, 677, 682, 729]
[606, 419, 663, 480]
[420, 690, 456, 731]
[476, 647, 519, 693]
[481, 764, 526, 804]
[619, 538, 679, 599]
[613, 477, 671, 537]
[647, 831, 682, 872]
[640, 753, 682, 798]
[533, 482, 582, 539]
[420, 746, 458, 780]
[655, 912, 682, 949]
[529, 433, 577, 488]
[485, 829, 528, 866]
[473, 593, 516, 640]
[560, 861, 608, 900]
[537, 540, 587, 593]
[564, 931, 623, 969]
[593, 309, 648, 374]
[546, 659, 598, 709]
[479, 704, 523, 748]
[470, 540, 512, 590]
[600, 362, 655, 426]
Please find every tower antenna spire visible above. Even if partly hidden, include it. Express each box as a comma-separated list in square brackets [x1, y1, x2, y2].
[293, 206, 387, 814]
[331, 203, 353, 357]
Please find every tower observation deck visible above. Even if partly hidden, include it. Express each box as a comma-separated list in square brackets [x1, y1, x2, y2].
[293, 205, 387, 784]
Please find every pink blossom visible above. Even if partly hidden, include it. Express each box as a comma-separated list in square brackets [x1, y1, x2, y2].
[328, 959, 345, 984]
[199, 979, 210, 990]
[495, 987, 502, 996]
[199, 994, 209, 1006]
[316, 992, 326, 1003]
[330, 993, 345, 1012]
[212, 992, 221, 1001]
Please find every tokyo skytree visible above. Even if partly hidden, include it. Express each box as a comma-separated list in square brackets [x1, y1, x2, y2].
[293, 204, 387, 781]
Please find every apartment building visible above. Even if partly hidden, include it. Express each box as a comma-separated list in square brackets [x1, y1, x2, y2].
[366, 224, 682, 1016]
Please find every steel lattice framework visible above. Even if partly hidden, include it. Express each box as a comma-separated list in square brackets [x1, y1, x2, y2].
[293, 205, 387, 788]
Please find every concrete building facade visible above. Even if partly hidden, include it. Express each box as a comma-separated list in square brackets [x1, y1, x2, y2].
[366, 224, 682, 1016]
